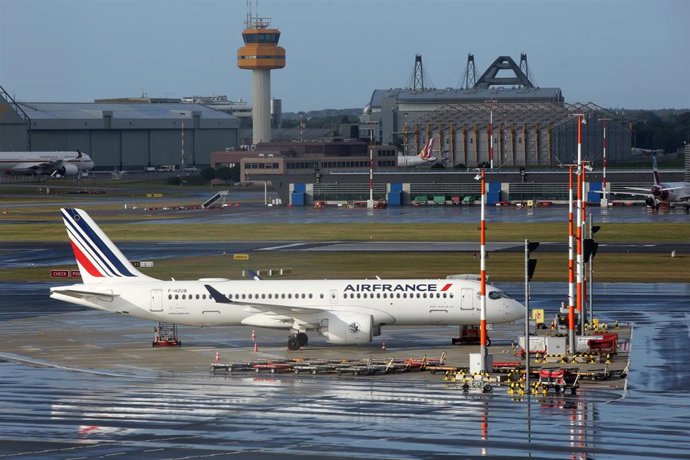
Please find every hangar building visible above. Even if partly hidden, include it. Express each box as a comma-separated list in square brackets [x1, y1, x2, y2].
[0, 87, 240, 170]
[365, 55, 632, 167]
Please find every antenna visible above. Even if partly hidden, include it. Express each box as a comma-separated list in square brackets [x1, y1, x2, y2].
[464, 53, 476, 89]
[413, 54, 424, 90]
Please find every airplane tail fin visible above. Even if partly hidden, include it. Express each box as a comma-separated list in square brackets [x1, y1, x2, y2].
[652, 154, 661, 186]
[60, 208, 152, 284]
[418, 138, 435, 160]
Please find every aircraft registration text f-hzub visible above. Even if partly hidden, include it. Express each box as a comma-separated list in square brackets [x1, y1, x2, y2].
[50, 208, 524, 349]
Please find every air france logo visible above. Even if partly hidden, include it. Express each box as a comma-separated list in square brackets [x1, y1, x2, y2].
[348, 322, 361, 334]
[344, 283, 453, 293]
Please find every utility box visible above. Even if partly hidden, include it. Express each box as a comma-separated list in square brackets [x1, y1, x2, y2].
[518, 336, 546, 354]
[469, 353, 493, 374]
[546, 336, 567, 355]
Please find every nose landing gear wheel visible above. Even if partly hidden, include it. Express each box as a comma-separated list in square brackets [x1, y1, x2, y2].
[297, 332, 309, 347]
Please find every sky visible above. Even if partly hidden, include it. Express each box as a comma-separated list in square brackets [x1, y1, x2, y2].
[1, 0, 688, 112]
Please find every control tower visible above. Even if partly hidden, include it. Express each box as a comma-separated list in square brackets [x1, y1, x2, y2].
[237, 4, 285, 144]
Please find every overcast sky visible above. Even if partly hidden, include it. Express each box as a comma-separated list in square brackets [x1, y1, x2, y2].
[1, 0, 688, 112]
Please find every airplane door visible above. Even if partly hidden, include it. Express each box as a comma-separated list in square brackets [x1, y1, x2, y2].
[329, 289, 338, 305]
[460, 288, 474, 310]
[150, 289, 163, 312]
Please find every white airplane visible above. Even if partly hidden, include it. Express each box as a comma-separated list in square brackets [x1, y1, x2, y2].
[50, 208, 525, 350]
[631, 147, 665, 156]
[397, 138, 444, 167]
[0, 150, 95, 177]
[617, 155, 690, 209]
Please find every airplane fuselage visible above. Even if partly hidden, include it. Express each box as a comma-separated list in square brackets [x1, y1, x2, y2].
[51, 278, 522, 328]
[656, 181, 690, 203]
[0, 151, 95, 175]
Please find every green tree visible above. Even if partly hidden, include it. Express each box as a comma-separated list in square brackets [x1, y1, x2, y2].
[200, 167, 215, 181]
[214, 166, 233, 182]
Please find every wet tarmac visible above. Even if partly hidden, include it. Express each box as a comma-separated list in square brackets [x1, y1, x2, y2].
[1, 282, 689, 458]
[137, 202, 690, 225]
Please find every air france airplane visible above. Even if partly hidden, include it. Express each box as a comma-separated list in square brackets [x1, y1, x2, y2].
[50, 208, 524, 350]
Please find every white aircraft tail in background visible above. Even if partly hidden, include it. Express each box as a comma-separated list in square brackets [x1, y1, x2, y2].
[397, 138, 444, 167]
[51, 208, 524, 350]
[619, 155, 690, 209]
[0, 150, 95, 177]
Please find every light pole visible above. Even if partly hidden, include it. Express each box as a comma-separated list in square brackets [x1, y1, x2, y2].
[179, 112, 186, 173]
[367, 121, 374, 209]
[475, 168, 489, 373]
[524, 240, 539, 391]
[598, 118, 611, 207]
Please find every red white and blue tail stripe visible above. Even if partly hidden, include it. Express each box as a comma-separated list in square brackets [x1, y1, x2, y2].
[418, 138, 436, 161]
[61, 208, 150, 283]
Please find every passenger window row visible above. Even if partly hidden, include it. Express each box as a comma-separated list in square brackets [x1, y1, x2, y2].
[168, 292, 324, 301]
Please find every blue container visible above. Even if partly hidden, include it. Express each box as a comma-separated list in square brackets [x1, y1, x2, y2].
[390, 183, 403, 193]
[387, 191, 402, 206]
[588, 181, 602, 204]
[291, 192, 305, 206]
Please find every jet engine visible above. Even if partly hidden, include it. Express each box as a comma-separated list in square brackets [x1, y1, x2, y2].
[55, 164, 80, 176]
[319, 311, 373, 344]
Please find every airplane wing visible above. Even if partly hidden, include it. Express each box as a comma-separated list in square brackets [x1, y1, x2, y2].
[204, 284, 323, 316]
[12, 160, 64, 175]
[203, 284, 390, 326]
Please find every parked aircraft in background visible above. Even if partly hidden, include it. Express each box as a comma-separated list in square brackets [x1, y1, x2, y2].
[50, 208, 524, 350]
[615, 155, 690, 209]
[0, 150, 94, 177]
[631, 147, 665, 156]
[397, 138, 445, 167]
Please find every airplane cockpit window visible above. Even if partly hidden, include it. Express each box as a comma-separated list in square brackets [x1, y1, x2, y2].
[488, 290, 511, 300]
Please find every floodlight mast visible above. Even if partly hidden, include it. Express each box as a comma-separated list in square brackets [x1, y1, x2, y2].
[479, 168, 488, 372]
[488, 99, 495, 169]
[575, 114, 585, 336]
[368, 121, 374, 209]
[568, 165, 576, 356]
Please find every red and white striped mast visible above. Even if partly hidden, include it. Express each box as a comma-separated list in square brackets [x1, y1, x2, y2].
[568, 164, 576, 356]
[479, 167, 488, 372]
[575, 114, 585, 335]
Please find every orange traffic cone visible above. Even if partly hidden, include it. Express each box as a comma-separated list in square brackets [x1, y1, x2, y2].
[381, 342, 387, 351]
[214, 351, 220, 362]
[251, 329, 256, 341]
[253, 343, 258, 352]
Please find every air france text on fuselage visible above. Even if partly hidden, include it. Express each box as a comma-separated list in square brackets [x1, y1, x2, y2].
[344, 283, 453, 293]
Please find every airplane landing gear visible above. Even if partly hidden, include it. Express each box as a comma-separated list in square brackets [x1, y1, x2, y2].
[287, 332, 309, 350]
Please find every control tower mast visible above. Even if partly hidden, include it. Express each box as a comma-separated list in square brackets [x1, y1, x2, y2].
[237, 1, 285, 144]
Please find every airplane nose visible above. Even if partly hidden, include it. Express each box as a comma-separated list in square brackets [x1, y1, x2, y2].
[508, 300, 526, 322]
